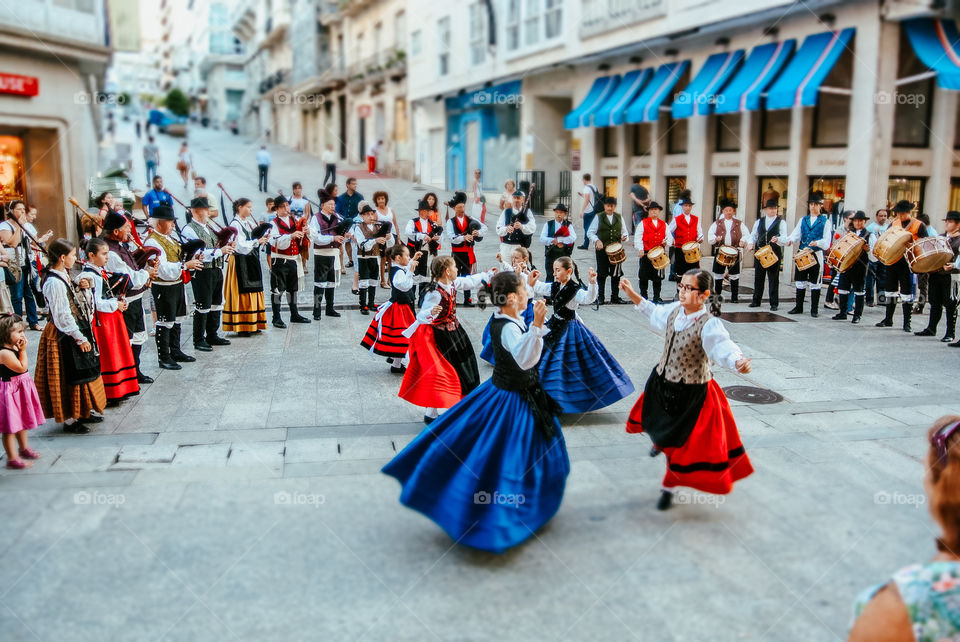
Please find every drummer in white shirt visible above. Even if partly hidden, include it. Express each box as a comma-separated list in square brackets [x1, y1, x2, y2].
[707, 200, 752, 304]
[782, 191, 833, 318]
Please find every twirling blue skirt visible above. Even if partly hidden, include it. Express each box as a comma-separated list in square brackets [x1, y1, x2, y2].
[539, 318, 635, 413]
[479, 301, 535, 365]
[382, 380, 570, 553]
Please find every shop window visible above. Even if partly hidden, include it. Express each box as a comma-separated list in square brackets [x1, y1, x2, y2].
[0, 136, 25, 202]
[893, 30, 933, 148]
[757, 177, 787, 214]
[812, 47, 853, 148]
[887, 177, 925, 213]
[950, 178, 960, 210]
[437, 17, 450, 76]
[761, 109, 790, 149]
[631, 123, 651, 156]
[602, 176, 618, 199]
[600, 127, 617, 158]
[666, 115, 687, 154]
[714, 177, 739, 220]
[666, 176, 687, 217]
[809, 176, 846, 227]
[715, 113, 741, 152]
[469, 2, 486, 66]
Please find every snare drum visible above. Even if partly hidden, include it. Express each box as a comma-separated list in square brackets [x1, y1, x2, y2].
[754, 245, 778, 269]
[826, 232, 866, 273]
[793, 248, 817, 272]
[716, 245, 739, 267]
[907, 236, 954, 273]
[874, 227, 913, 266]
[647, 246, 670, 270]
[681, 241, 701, 263]
[605, 242, 626, 265]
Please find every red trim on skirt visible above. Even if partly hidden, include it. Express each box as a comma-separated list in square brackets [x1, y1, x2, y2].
[627, 379, 753, 495]
[360, 303, 415, 358]
[93, 309, 139, 400]
[398, 325, 463, 409]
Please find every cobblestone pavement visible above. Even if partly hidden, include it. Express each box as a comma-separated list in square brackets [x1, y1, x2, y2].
[0, 123, 954, 640]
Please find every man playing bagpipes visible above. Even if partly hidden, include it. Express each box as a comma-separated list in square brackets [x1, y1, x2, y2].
[352, 203, 394, 315]
[404, 199, 442, 307]
[444, 192, 487, 306]
[268, 195, 311, 327]
[540, 204, 576, 282]
[308, 190, 352, 319]
[496, 189, 537, 260]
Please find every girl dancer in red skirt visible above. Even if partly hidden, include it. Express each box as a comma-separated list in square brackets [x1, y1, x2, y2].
[360, 244, 422, 373]
[398, 255, 494, 423]
[619, 269, 754, 510]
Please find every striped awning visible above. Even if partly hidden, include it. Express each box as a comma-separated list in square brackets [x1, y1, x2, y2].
[564, 76, 619, 129]
[672, 50, 744, 118]
[592, 69, 652, 127]
[624, 61, 690, 123]
[765, 28, 855, 110]
[713, 40, 796, 114]
[903, 18, 960, 90]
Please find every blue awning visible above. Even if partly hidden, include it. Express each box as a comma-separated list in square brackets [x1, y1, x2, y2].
[713, 40, 796, 114]
[766, 28, 855, 110]
[592, 69, 652, 127]
[672, 50, 744, 118]
[624, 61, 690, 123]
[564, 76, 619, 129]
[904, 18, 960, 90]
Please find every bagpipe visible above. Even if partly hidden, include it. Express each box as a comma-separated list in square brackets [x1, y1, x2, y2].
[417, 221, 443, 254]
[464, 219, 484, 246]
[275, 187, 312, 255]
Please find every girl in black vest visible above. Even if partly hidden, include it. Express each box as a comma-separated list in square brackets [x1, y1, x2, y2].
[532, 256, 634, 413]
[383, 271, 568, 553]
[620, 269, 753, 510]
[360, 244, 421, 373]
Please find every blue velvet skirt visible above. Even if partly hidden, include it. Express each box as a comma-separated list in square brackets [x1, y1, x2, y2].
[479, 301, 535, 365]
[382, 379, 570, 553]
[539, 318, 635, 413]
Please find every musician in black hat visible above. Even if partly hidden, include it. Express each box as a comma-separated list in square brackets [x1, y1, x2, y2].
[351, 202, 394, 315]
[784, 191, 833, 317]
[587, 196, 629, 304]
[539, 203, 576, 282]
[269, 194, 311, 327]
[666, 189, 703, 282]
[496, 190, 536, 259]
[405, 199, 442, 306]
[182, 196, 235, 351]
[747, 198, 787, 310]
[308, 191, 350, 319]
[103, 211, 158, 383]
[876, 199, 928, 331]
[144, 204, 203, 370]
[831, 210, 871, 324]
[916, 210, 960, 343]
[707, 199, 752, 303]
[444, 191, 486, 306]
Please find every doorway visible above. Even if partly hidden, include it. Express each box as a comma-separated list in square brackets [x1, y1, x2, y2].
[358, 117, 367, 165]
[337, 95, 347, 160]
[887, 177, 925, 214]
[713, 177, 739, 222]
[602, 176, 619, 200]
[808, 176, 846, 228]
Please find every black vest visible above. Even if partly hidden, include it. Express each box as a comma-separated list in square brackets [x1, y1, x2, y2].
[501, 208, 532, 246]
[490, 317, 539, 391]
[550, 280, 580, 321]
[104, 238, 149, 297]
[389, 266, 416, 307]
[754, 216, 783, 259]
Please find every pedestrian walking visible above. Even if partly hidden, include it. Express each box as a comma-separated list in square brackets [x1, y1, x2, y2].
[321, 144, 337, 185]
[175, 142, 192, 190]
[256, 145, 271, 192]
[143, 136, 159, 186]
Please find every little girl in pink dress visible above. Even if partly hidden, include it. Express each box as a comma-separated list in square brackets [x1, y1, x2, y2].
[0, 315, 44, 469]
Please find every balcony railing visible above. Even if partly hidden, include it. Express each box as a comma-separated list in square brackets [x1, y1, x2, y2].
[259, 68, 291, 94]
[346, 48, 406, 87]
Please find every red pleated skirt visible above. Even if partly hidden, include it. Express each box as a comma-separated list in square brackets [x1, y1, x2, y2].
[360, 302, 415, 358]
[93, 310, 139, 401]
[398, 325, 463, 409]
[626, 379, 753, 495]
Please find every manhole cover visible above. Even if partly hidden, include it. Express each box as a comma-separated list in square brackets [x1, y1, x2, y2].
[723, 386, 783, 404]
[719, 312, 795, 323]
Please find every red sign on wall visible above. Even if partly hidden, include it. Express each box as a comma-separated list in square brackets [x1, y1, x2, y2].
[357, 104, 371, 118]
[0, 73, 38, 97]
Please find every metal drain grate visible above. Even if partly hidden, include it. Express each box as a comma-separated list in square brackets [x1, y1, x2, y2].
[723, 386, 784, 404]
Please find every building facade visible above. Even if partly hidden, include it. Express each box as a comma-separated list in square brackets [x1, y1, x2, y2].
[0, 0, 113, 238]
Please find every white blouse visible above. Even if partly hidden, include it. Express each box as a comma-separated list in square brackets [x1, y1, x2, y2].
[635, 300, 744, 371]
[105, 248, 150, 293]
[445, 216, 487, 244]
[415, 272, 493, 324]
[229, 216, 260, 255]
[391, 264, 415, 292]
[493, 312, 547, 370]
[77, 268, 119, 314]
[42, 269, 86, 343]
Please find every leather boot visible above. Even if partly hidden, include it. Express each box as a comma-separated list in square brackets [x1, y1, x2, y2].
[155, 327, 181, 370]
[206, 311, 231, 346]
[852, 295, 864, 324]
[462, 290, 474, 307]
[313, 286, 323, 320]
[323, 288, 340, 318]
[917, 304, 941, 336]
[272, 293, 286, 328]
[787, 289, 805, 315]
[169, 323, 196, 362]
[193, 313, 212, 351]
[359, 286, 368, 314]
[290, 293, 312, 323]
[943, 304, 957, 342]
[367, 286, 377, 311]
[902, 302, 913, 332]
[132, 344, 154, 383]
[730, 279, 739, 303]
[810, 289, 821, 318]
[876, 303, 895, 327]
[833, 294, 848, 320]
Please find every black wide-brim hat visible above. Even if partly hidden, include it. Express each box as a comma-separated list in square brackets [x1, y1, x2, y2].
[552, 203, 568, 212]
[944, 211, 960, 222]
[150, 204, 175, 220]
[103, 211, 127, 232]
[850, 210, 868, 220]
[892, 199, 914, 213]
[807, 191, 825, 205]
[763, 198, 779, 209]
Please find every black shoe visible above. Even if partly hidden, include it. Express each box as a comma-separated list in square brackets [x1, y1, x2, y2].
[875, 319, 893, 327]
[656, 491, 673, 511]
[106, 398, 121, 408]
[942, 335, 956, 343]
[731, 297, 739, 304]
[193, 342, 213, 352]
[85, 414, 104, 423]
[424, 415, 435, 425]
[811, 309, 819, 318]
[272, 319, 287, 329]
[649, 446, 661, 458]
[137, 372, 155, 384]
[596, 298, 606, 306]
[770, 305, 779, 311]
[610, 297, 624, 305]
[748, 302, 761, 308]
[324, 309, 341, 318]
[652, 298, 664, 305]
[852, 316, 862, 324]
[950, 340, 960, 347]
[462, 299, 475, 308]
[360, 307, 369, 316]
[237, 331, 253, 337]
[832, 312, 847, 320]
[787, 306, 803, 315]
[390, 366, 406, 374]
[64, 422, 91, 434]
[290, 314, 312, 323]
[351, 289, 359, 295]
[208, 336, 231, 346]
[346, 261, 354, 268]
[171, 352, 196, 363]
[313, 315, 322, 321]
[914, 328, 935, 337]
[158, 359, 181, 370]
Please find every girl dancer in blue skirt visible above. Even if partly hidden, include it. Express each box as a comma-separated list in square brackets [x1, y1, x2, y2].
[480, 246, 535, 364]
[382, 271, 569, 553]
[532, 256, 634, 413]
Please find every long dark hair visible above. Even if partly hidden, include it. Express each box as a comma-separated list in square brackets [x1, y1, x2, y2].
[424, 192, 439, 211]
[685, 268, 721, 316]
[45, 238, 75, 269]
[232, 197, 252, 216]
